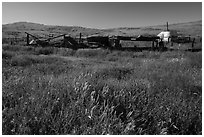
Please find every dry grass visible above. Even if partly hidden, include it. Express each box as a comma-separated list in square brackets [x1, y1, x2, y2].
[2, 44, 202, 135]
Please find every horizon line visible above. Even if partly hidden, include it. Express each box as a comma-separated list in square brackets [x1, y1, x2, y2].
[2, 19, 202, 30]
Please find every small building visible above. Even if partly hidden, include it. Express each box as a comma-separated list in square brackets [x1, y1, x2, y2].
[157, 31, 171, 42]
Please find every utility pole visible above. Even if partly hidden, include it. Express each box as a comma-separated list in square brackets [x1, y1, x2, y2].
[167, 22, 169, 31]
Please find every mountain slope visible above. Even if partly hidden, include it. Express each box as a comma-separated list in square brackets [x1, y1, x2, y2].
[2, 20, 202, 40]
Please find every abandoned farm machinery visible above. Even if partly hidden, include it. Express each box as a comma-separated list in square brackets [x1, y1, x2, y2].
[25, 22, 198, 51]
[25, 31, 167, 50]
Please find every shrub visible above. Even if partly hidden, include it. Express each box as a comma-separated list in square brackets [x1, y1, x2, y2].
[54, 47, 76, 56]
[2, 44, 22, 51]
[10, 55, 63, 67]
[34, 47, 54, 55]
[92, 66, 133, 80]
[28, 61, 74, 76]
[75, 48, 110, 58]
[10, 55, 34, 66]
[2, 51, 16, 59]
[2, 44, 37, 55]
[185, 52, 202, 69]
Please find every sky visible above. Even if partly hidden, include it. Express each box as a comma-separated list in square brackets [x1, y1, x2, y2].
[2, 2, 202, 29]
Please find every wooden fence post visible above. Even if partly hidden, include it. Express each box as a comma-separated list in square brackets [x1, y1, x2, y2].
[192, 38, 195, 51]
[27, 33, 29, 46]
[152, 40, 155, 50]
[79, 33, 82, 43]
[63, 34, 66, 47]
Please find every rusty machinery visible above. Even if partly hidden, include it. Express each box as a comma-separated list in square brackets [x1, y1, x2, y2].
[25, 31, 196, 51]
[86, 35, 161, 50]
[171, 35, 195, 44]
[86, 34, 199, 51]
[25, 22, 200, 51]
[26, 32, 88, 49]
[25, 32, 66, 47]
[110, 35, 161, 50]
[86, 35, 111, 48]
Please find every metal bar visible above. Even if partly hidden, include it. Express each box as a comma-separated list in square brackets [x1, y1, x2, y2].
[46, 34, 65, 41]
[25, 32, 39, 40]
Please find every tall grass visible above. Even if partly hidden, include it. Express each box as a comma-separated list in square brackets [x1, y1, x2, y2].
[2, 44, 202, 135]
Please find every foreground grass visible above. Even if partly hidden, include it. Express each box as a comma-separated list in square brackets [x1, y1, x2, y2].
[2, 45, 202, 135]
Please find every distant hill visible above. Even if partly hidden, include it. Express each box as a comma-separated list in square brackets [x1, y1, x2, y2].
[2, 22, 101, 39]
[2, 20, 202, 40]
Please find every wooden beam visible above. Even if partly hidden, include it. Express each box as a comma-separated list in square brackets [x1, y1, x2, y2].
[27, 33, 29, 46]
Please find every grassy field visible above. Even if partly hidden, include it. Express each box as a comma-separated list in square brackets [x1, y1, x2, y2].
[2, 44, 202, 135]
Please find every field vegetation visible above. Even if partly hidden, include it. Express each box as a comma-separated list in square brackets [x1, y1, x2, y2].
[2, 44, 202, 135]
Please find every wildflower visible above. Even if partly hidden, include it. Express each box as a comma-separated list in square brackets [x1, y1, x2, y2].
[160, 127, 168, 135]
[124, 120, 135, 133]
[91, 90, 96, 102]
[90, 105, 97, 118]
[102, 85, 109, 97]
[82, 81, 90, 91]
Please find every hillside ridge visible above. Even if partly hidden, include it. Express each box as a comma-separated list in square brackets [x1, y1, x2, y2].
[3, 20, 201, 30]
[2, 20, 202, 38]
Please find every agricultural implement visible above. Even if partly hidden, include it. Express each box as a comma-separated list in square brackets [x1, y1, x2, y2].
[86, 35, 111, 48]
[86, 35, 162, 50]
[25, 32, 88, 49]
[171, 35, 194, 44]
[110, 35, 161, 50]
[25, 32, 65, 47]
[25, 22, 200, 51]
[25, 31, 163, 51]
